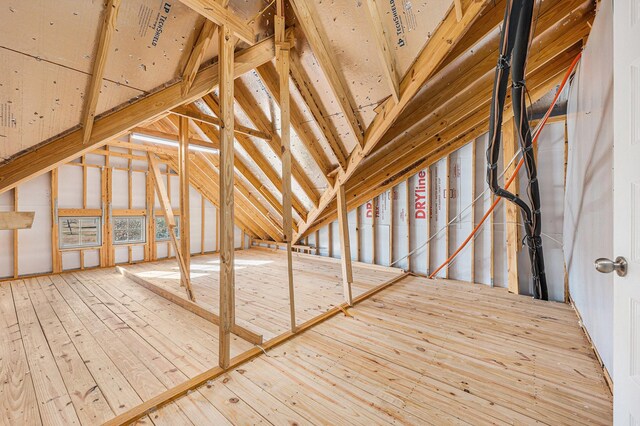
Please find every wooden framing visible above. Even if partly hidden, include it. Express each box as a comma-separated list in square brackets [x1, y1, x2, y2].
[102, 271, 410, 426]
[0, 35, 277, 196]
[177, 0, 254, 44]
[0, 212, 34, 231]
[116, 266, 263, 344]
[289, 51, 348, 170]
[178, 116, 192, 291]
[147, 152, 196, 301]
[256, 63, 334, 183]
[181, 20, 217, 96]
[292, 0, 489, 241]
[276, 0, 297, 332]
[299, 0, 590, 235]
[503, 116, 520, 294]
[81, 0, 121, 144]
[171, 106, 271, 141]
[336, 184, 353, 305]
[289, 0, 365, 145]
[365, 0, 400, 101]
[218, 24, 235, 369]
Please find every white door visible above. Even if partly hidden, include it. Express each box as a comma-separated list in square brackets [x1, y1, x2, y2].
[613, 0, 640, 423]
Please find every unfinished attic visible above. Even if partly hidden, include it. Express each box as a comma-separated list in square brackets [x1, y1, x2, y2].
[2, 0, 637, 424]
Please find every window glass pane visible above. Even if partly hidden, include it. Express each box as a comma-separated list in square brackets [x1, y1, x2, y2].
[60, 218, 80, 246]
[155, 217, 169, 241]
[155, 216, 178, 241]
[113, 217, 145, 244]
[59, 217, 101, 249]
[113, 217, 129, 243]
[80, 218, 99, 245]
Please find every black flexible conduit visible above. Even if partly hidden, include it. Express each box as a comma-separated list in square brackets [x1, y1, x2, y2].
[486, 0, 548, 300]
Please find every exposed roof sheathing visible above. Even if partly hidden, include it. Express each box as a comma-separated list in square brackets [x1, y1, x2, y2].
[0, 0, 594, 241]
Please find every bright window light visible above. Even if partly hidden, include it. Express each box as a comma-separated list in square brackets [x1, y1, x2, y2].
[131, 133, 218, 154]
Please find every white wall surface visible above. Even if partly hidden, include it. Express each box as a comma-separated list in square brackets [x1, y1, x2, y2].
[564, 0, 613, 374]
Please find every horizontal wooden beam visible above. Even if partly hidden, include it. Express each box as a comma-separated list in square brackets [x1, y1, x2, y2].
[177, 0, 255, 44]
[0, 35, 277, 195]
[117, 266, 263, 344]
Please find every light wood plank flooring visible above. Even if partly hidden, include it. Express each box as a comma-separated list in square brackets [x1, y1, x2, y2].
[125, 248, 402, 340]
[145, 274, 613, 425]
[0, 249, 401, 425]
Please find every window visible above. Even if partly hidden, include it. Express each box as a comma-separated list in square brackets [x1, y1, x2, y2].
[59, 217, 101, 249]
[113, 216, 145, 244]
[155, 216, 179, 241]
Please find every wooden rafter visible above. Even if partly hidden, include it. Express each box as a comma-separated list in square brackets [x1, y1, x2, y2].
[289, 0, 365, 145]
[202, 94, 309, 221]
[234, 79, 322, 206]
[0, 35, 277, 196]
[181, 21, 217, 96]
[292, 0, 489, 241]
[81, 0, 121, 144]
[177, 0, 254, 44]
[256, 62, 335, 183]
[171, 106, 271, 140]
[289, 51, 348, 170]
[303, 42, 584, 235]
[197, 154, 283, 239]
[365, 0, 400, 101]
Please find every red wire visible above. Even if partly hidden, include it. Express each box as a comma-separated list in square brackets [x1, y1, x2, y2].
[428, 52, 582, 279]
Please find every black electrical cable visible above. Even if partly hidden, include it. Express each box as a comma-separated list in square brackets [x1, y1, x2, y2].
[486, 0, 548, 300]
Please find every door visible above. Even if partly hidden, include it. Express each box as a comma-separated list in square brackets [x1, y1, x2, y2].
[613, 0, 640, 423]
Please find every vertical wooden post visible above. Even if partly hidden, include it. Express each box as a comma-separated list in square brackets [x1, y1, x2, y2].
[426, 169, 431, 275]
[178, 116, 191, 289]
[355, 205, 361, 262]
[389, 189, 394, 266]
[148, 153, 195, 301]
[276, 1, 296, 332]
[145, 170, 154, 262]
[372, 198, 377, 265]
[328, 222, 333, 257]
[201, 193, 206, 255]
[51, 169, 61, 273]
[336, 185, 353, 305]
[406, 180, 412, 271]
[218, 24, 236, 368]
[13, 188, 18, 278]
[444, 156, 451, 279]
[503, 117, 520, 294]
[315, 230, 320, 255]
[105, 166, 114, 266]
[470, 140, 476, 283]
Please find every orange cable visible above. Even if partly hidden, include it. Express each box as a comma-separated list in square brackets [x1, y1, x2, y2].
[428, 52, 582, 279]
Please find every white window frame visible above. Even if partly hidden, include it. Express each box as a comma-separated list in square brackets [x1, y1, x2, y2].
[58, 217, 102, 249]
[113, 216, 146, 245]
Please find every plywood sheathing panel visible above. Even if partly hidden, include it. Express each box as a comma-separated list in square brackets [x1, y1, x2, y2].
[0, 49, 141, 161]
[288, 0, 453, 149]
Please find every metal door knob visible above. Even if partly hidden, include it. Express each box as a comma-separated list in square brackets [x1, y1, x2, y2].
[594, 257, 628, 277]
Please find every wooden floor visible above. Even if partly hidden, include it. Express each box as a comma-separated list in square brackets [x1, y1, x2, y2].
[0, 250, 612, 425]
[129, 275, 613, 426]
[0, 249, 401, 425]
[124, 248, 402, 340]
